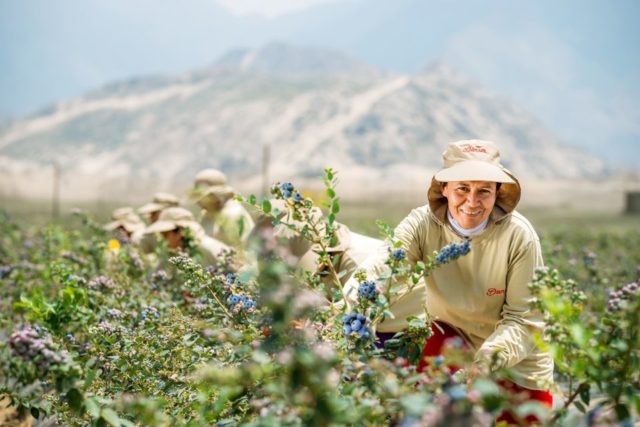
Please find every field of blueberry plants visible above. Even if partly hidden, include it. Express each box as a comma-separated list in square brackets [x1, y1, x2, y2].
[1, 170, 639, 426]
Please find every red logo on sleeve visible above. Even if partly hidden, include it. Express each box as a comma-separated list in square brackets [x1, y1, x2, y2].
[486, 288, 506, 296]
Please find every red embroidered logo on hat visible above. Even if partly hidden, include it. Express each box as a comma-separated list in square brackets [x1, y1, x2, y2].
[461, 144, 488, 153]
[486, 288, 505, 296]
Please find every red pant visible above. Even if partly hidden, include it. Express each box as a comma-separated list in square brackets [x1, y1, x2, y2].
[417, 321, 552, 425]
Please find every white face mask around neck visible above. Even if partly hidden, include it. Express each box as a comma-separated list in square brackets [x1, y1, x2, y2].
[446, 208, 489, 237]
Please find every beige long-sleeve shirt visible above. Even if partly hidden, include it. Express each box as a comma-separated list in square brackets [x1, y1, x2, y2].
[343, 205, 553, 390]
[200, 200, 255, 247]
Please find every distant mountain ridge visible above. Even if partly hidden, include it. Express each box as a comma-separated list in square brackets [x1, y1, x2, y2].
[213, 42, 386, 78]
[0, 43, 607, 201]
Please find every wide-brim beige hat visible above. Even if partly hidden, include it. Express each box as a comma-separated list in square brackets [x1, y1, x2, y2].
[138, 192, 180, 215]
[187, 169, 234, 204]
[104, 207, 145, 233]
[434, 140, 515, 183]
[104, 219, 145, 233]
[145, 207, 204, 237]
[435, 159, 515, 183]
[138, 202, 166, 215]
[188, 184, 234, 202]
[428, 140, 521, 221]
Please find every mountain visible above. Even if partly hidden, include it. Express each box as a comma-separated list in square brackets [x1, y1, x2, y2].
[0, 44, 607, 202]
[212, 42, 386, 78]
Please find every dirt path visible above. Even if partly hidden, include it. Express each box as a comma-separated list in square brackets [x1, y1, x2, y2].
[0, 395, 33, 427]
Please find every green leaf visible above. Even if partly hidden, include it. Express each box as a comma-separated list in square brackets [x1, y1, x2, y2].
[574, 401, 586, 413]
[579, 385, 590, 406]
[248, 194, 257, 205]
[84, 397, 101, 419]
[383, 339, 402, 349]
[331, 200, 340, 214]
[614, 403, 630, 422]
[66, 388, 84, 413]
[326, 188, 336, 198]
[400, 394, 429, 417]
[569, 324, 587, 347]
[30, 407, 40, 419]
[325, 169, 334, 180]
[472, 378, 500, 396]
[515, 401, 551, 420]
[100, 408, 121, 426]
[262, 199, 272, 214]
[328, 213, 336, 225]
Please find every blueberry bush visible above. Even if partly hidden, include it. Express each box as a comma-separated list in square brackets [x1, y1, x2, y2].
[0, 170, 638, 426]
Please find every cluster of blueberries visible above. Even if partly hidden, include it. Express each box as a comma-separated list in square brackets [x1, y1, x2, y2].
[141, 306, 159, 321]
[607, 281, 639, 312]
[150, 269, 170, 291]
[435, 239, 471, 264]
[227, 293, 257, 313]
[357, 280, 379, 301]
[0, 265, 13, 279]
[9, 325, 70, 371]
[225, 273, 239, 287]
[342, 313, 370, 340]
[279, 182, 303, 203]
[389, 248, 407, 261]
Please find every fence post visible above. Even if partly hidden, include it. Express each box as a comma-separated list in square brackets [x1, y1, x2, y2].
[52, 161, 61, 219]
[625, 191, 640, 214]
[262, 144, 270, 198]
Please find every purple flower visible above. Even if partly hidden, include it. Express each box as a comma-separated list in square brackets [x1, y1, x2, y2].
[88, 275, 115, 290]
[607, 281, 639, 312]
[9, 325, 69, 371]
[151, 269, 169, 282]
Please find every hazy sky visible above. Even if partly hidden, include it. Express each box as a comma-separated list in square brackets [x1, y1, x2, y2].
[1, 0, 638, 165]
[216, 0, 340, 18]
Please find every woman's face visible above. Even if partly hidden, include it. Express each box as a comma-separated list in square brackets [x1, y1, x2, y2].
[441, 181, 498, 229]
[162, 228, 183, 249]
[198, 194, 222, 212]
[150, 211, 161, 223]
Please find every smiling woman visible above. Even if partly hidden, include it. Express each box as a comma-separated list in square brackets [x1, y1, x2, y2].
[441, 181, 497, 230]
[343, 139, 553, 425]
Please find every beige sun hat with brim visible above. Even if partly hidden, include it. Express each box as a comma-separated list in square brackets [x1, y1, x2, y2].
[138, 192, 180, 215]
[428, 140, 521, 223]
[104, 207, 146, 233]
[188, 169, 234, 205]
[144, 207, 205, 238]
